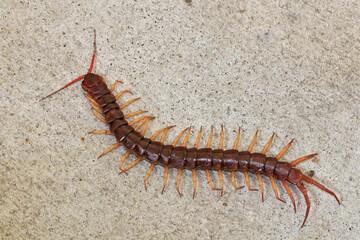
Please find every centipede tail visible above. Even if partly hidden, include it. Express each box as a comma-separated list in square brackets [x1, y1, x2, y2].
[43, 30, 340, 228]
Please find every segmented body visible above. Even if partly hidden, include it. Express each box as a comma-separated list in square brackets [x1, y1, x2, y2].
[43, 32, 340, 228]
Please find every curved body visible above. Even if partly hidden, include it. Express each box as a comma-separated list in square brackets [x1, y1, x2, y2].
[84, 73, 297, 183]
[43, 32, 340, 228]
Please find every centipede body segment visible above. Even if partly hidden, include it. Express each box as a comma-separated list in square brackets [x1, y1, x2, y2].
[43, 31, 340, 228]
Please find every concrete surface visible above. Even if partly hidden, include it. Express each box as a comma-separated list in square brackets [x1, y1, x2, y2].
[1, 1, 359, 239]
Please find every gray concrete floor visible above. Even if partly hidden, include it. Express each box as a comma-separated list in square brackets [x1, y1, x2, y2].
[1, 1, 359, 239]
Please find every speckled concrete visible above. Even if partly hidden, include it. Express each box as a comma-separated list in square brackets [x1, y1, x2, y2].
[1, 1, 359, 239]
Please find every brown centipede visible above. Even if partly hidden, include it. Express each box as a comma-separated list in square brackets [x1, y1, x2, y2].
[43, 31, 340, 228]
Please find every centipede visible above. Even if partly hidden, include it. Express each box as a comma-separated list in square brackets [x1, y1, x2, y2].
[43, 31, 340, 228]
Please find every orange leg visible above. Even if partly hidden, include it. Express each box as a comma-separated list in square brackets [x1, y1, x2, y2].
[192, 169, 197, 199]
[172, 127, 190, 146]
[217, 170, 224, 196]
[231, 171, 244, 190]
[115, 90, 133, 101]
[256, 173, 264, 202]
[97, 142, 121, 159]
[83, 93, 99, 108]
[191, 127, 202, 198]
[218, 125, 224, 149]
[182, 127, 191, 146]
[243, 172, 257, 191]
[176, 169, 183, 197]
[88, 130, 112, 135]
[144, 163, 155, 190]
[161, 166, 169, 194]
[232, 127, 241, 149]
[216, 126, 225, 196]
[290, 153, 318, 167]
[128, 116, 154, 126]
[269, 176, 285, 203]
[91, 108, 106, 123]
[276, 139, 294, 160]
[194, 126, 202, 148]
[150, 125, 176, 142]
[231, 128, 244, 190]
[205, 170, 221, 191]
[124, 110, 148, 119]
[206, 126, 214, 148]
[171, 127, 191, 196]
[282, 180, 296, 213]
[89, 101, 104, 116]
[247, 130, 258, 152]
[122, 156, 142, 172]
[118, 151, 130, 174]
[110, 80, 124, 93]
[120, 97, 140, 110]
[160, 126, 174, 144]
[261, 132, 275, 154]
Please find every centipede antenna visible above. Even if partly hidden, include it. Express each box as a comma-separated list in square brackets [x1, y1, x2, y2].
[41, 75, 86, 100]
[42, 30, 97, 100]
[88, 29, 96, 74]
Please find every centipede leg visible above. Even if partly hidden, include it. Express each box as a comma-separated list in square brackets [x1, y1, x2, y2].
[157, 126, 174, 195]
[231, 171, 244, 190]
[231, 128, 244, 191]
[89, 101, 104, 116]
[276, 139, 294, 160]
[290, 154, 318, 167]
[256, 173, 264, 202]
[205, 170, 221, 191]
[218, 125, 224, 149]
[115, 90, 133, 101]
[261, 132, 275, 154]
[144, 163, 155, 190]
[176, 169, 183, 197]
[247, 130, 258, 152]
[194, 126, 202, 148]
[122, 156, 142, 172]
[217, 170, 224, 196]
[110, 80, 124, 93]
[172, 127, 190, 146]
[118, 151, 130, 174]
[232, 127, 241, 149]
[282, 180, 296, 213]
[269, 176, 286, 203]
[97, 142, 121, 159]
[83, 93, 99, 108]
[206, 126, 214, 148]
[124, 111, 148, 119]
[128, 116, 154, 126]
[192, 169, 197, 199]
[161, 166, 169, 194]
[191, 127, 202, 198]
[297, 183, 311, 228]
[120, 97, 140, 110]
[243, 172, 258, 191]
[91, 108, 107, 123]
[88, 130, 112, 135]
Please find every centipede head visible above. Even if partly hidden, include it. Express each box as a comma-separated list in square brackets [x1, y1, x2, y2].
[42, 30, 97, 100]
